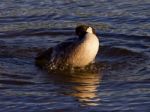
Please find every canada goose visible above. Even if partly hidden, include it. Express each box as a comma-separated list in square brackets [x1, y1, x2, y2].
[35, 25, 99, 69]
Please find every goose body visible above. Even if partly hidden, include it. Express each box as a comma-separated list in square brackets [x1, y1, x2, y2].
[35, 25, 99, 68]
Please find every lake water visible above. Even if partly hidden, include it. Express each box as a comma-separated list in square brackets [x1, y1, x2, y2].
[0, 0, 150, 111]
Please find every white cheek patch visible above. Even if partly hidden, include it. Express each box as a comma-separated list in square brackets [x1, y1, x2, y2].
[86, 27, 93, 33]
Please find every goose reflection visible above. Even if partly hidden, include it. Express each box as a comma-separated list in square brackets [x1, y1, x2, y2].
[48, 71, 102, 106]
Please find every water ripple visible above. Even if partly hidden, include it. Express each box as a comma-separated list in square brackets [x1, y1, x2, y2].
[0, 0, 150, 111]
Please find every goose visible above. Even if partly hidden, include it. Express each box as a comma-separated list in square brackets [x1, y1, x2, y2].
[35, 25, 99, 69]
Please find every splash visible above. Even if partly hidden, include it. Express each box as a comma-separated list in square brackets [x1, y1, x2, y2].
[45, 61, 102, 74]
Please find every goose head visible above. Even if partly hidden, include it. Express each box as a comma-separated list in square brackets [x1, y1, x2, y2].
[75, 25, 96, 39]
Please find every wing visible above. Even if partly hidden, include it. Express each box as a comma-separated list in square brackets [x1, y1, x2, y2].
[35, 47, 53, 67]
[35, 38, 77, 67]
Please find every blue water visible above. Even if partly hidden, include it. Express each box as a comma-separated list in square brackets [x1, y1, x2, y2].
[0, 0, 150, 112]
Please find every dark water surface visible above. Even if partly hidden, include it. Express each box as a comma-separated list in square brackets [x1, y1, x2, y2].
[0, 0, 150, 111]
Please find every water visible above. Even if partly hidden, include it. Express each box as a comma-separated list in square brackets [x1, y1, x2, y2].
[0, 0, 150, 111]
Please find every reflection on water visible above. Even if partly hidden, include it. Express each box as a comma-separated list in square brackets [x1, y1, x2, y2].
[48, 71, 102, 106]
[70, 72, 101, 106]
